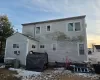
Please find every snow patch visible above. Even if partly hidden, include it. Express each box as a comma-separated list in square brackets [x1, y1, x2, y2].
[0, 65, 5, 68]
[54, 67, 65, 73]
[75, 73, 99, 79]
[9, 68, 41, 78]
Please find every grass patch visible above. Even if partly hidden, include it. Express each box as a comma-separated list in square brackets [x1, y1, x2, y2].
[0, 68, 21, 80]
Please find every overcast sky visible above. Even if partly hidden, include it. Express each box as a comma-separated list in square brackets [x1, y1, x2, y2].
[0, 0, 100, 47]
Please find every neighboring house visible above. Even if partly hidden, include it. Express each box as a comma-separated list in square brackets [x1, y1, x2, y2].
[5, 15, 88, 65]
[88, 45, 100, 63]
[93, 45, 100, 52]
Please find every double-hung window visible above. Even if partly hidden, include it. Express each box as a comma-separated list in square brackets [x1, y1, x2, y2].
[75, 22, 81, 31]
[36, 27, 40, 34]
[13, 44, 19, 48]
[52, 43, 57, 51]
[68, 23, 73, 31]
[14, 51, 20, 55]
[47, 25, 50, 31]
[68, 22, 81, 31]
[40, 45, 45, 48]
[32, 45, 36, 48]
[79, 44, 84, 55]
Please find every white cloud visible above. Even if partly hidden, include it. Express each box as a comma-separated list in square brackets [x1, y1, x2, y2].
[23, 0, 94, 15]
[22, 0, 100, 46]
[4, 0, 99, 46]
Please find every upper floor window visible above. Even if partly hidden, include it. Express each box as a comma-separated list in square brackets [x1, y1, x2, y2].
[79, 44, 84, 55]
[68, 23, 73, 31]
[13, 44, 19, 48]
[75, 22, 81, 31]
[47, 25, 50, 31]
[40, 45, 45, 48]
[36, 27, 40, 34]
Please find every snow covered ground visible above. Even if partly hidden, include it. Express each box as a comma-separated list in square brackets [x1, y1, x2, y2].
[88, 52, 100, 63]
[8, 67, 99, 80]
[0, 65, 5, 68]
[9, 68, 41, 79]
[75, 73, 99, 79]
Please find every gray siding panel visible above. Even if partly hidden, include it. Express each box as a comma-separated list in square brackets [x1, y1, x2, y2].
[5, 33, 28, 65]
[22, 18, 88, 62]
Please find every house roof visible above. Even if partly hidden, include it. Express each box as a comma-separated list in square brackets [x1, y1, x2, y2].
[94, 45, 100, 49]
[22, 15, 86, 26]
[15, 32, 39, 42]
[22, 34, 39, 42]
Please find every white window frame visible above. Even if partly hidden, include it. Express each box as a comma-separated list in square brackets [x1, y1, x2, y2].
[46, 24, 51, 32]
[32, 45, 36, 48]
[67, 21, 82, 32]
[13, 44, 19, 48]
[51, 43, 57, 51]
[46, 25, 51, 32]
[35, 26, 41, 34]
[77, 42, 84, 56]
[40, 44, 45, 49]
[14, 51, 20, 55]
[74, 21, 81, 32]
[67, 22, 74, 31]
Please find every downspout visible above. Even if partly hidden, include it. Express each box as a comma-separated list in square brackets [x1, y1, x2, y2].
[92, 44, 94, 52]
[34, 24, 36, 38]
[33, 24, 39, 51]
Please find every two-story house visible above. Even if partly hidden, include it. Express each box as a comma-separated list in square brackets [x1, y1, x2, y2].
[5, 15, 88, 65]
